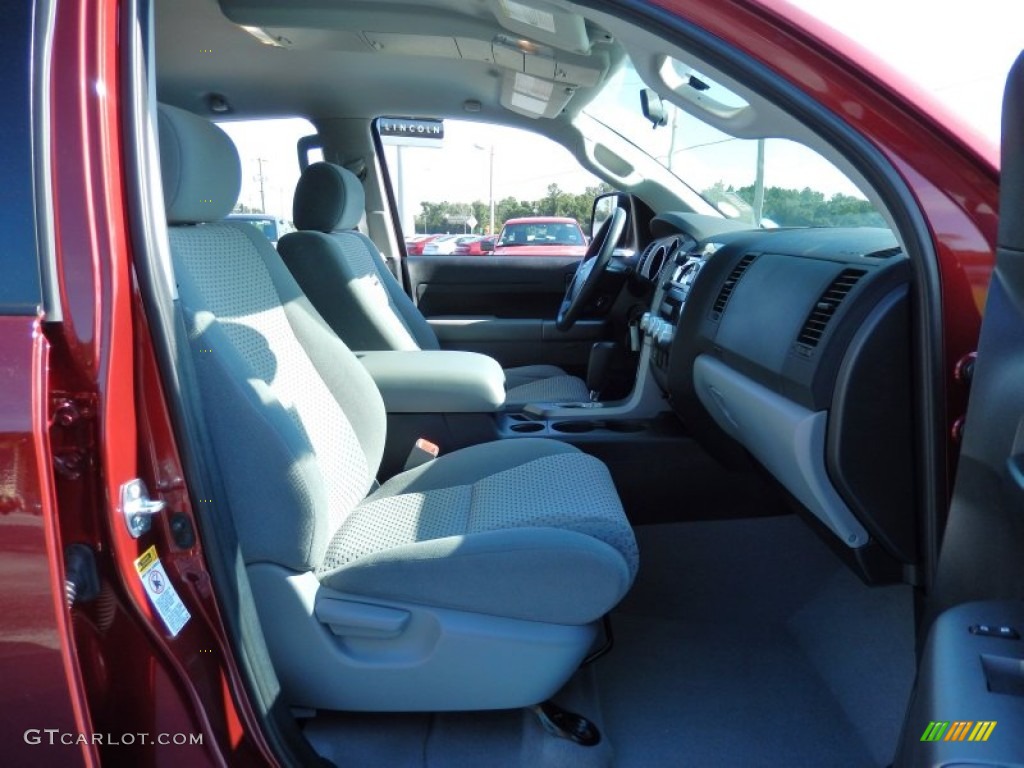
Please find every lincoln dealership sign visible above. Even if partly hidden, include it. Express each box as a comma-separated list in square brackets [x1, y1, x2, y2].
[379, 118, 444, 145]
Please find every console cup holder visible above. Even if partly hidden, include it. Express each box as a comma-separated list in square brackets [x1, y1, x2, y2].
[510, 422, 544, 433]
[551, 421, 596, 434]
[604, 420, 647, 433]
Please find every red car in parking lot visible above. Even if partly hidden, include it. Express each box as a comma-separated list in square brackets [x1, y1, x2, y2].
[453, 235, 496, 255]
[489, 217, 589, 257]
[405, 233, 441, 255]
[3, 1, 1022, 766]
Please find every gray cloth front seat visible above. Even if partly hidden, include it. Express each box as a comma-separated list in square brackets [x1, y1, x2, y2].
[277, 162, 591, 406]
[157, 104, 638, 712]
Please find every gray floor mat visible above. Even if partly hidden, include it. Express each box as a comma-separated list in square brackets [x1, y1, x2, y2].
[596, 517, 914, 767]
[303, 516, 915, 767]
[599, 616, 875, 767]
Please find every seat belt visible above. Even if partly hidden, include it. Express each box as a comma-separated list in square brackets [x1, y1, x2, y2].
[403, 438, 439, 471]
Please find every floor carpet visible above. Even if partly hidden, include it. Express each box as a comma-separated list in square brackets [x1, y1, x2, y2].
[304, 516, 916, 767]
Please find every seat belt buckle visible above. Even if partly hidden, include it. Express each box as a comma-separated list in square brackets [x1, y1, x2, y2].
[404, 438, 439, 471]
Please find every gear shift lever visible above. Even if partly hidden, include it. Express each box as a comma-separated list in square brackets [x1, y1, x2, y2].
[586, 342, 618, 402]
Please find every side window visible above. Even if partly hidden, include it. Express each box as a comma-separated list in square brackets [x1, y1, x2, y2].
[377, 117, 608, 256]
[697, 139, 886, 229]
[216, 117, 317, 244]
[2, 1, 41, 315]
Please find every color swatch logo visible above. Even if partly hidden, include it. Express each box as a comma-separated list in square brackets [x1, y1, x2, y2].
[920, 721, 996, 742]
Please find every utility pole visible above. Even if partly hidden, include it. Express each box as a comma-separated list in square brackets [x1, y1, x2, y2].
[667, 108, 679, 173]
[474, 143, 496, 235]
[255, 157, 267, 213]
[488, 144, 495, 236]
[753, 139, 765, 227]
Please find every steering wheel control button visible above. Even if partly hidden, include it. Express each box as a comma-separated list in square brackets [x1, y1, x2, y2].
[969, 624, 1021, 639]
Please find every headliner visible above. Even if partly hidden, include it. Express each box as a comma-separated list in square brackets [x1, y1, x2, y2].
[155, 0, 622, 135]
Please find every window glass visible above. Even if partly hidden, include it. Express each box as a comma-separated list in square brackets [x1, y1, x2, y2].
[378, 118, 607, 254]
[217, 117, 316, 227]
[1, 2, 41, 314]
[582, 57, 886, 228]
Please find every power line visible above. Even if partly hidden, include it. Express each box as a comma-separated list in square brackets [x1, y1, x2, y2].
[676, 137, 741, 152]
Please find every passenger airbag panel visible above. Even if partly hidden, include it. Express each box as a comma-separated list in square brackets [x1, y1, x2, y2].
[693, 354, 868, 548]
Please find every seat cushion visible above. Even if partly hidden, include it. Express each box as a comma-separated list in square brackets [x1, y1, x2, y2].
[318, 439, 638, 624]
[503, 365, 590, 404]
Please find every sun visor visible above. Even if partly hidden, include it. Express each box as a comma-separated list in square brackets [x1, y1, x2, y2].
[488, 0, 591, 55]
[499, 71, 575, 119]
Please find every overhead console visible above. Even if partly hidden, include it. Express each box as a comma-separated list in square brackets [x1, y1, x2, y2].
[641, 222, 914, 582]
[218, 0, 615, 120]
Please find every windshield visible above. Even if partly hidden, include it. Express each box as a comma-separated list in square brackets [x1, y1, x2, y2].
[499, 221, 585, 246]
[581, 58, 884, 228]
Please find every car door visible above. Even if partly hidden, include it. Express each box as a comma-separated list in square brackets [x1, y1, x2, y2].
[405, 251, 606, 374]
[378, 118, 622, 375]
[895, 50, 1024, 766]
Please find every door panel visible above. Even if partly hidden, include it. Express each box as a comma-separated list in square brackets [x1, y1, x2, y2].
[896, 51, 1024, 767]
[408, 254, 579, 316]
[406, 254, 607, 371]
[428, 318, 607, 370]
[897, 600, 1024, 767]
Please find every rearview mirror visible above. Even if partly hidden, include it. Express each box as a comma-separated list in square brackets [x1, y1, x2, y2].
[640, 88, 669, 128]
[480, 238, 494, 252]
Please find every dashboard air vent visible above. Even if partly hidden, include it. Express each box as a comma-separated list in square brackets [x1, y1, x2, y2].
[648, 245, 668, 280]
[637, 241, 657, 278]
[710, 253, 757, 319]
[795, 268, 867, 348]
[863, 246, 902, 259]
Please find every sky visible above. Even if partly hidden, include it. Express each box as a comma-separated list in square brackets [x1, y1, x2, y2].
[786, 0, 1019, 146]
[220, 1, 1021, 226]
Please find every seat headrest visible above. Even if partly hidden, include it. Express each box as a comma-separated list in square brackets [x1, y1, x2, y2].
[157, 104, 241, 224]
[293, 162, 365, 233]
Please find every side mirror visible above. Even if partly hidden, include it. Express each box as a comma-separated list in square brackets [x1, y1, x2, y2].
[480, 238, 495, 252]
[640, 89, 669, 128]
[591, 192, 626, 240]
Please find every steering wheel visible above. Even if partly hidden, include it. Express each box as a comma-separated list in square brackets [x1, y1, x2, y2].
[556, 207, 627, 331]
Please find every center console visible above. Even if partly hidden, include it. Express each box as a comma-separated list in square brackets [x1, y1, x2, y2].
[357, 350, 506, 413]
[358, 350, 508, 478]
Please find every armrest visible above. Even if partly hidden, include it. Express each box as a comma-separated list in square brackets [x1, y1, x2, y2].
[357, 351, 506, 413]
[896, 600, 1024, 766]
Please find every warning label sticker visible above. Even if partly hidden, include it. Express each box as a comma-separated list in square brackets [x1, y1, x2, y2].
[500, 0, 556, 34]
[134, 545, 191, 637]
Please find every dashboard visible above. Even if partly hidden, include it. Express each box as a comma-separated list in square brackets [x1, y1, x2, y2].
[637, 214, 914, 582]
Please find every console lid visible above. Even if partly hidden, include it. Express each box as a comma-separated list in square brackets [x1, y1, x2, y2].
[357, 351, 506, 413]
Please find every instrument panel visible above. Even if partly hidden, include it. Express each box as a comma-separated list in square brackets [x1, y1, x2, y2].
[635, 215, 916, 583]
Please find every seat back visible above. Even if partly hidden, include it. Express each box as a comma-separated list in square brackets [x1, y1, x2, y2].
[157, 105, 387, 573]
[278, 162, 440, 352]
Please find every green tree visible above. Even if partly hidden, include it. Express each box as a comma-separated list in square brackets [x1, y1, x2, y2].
[495, 196, 535, 223]
[702, 183, 885, 228]
[415, 182, 616, 236]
